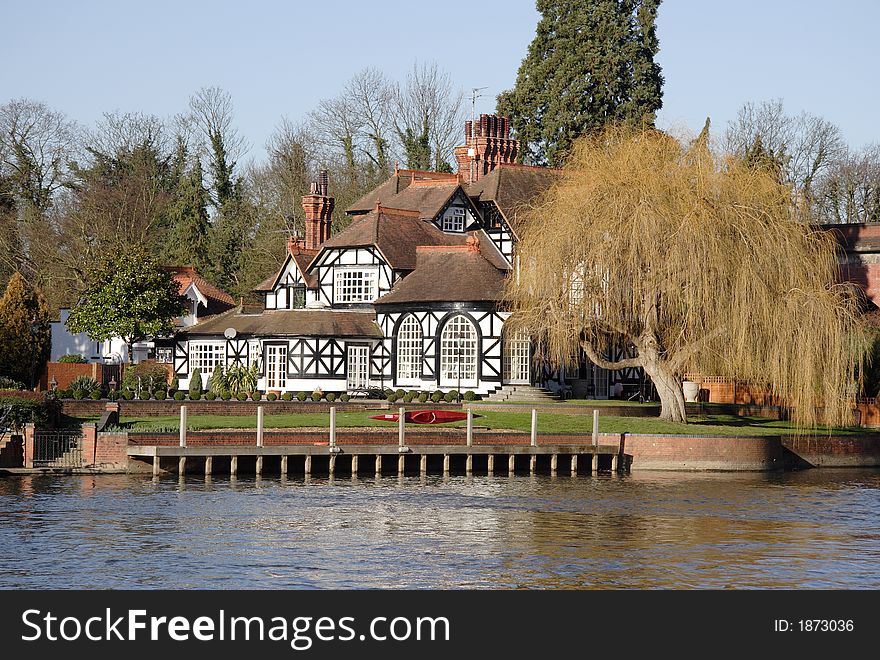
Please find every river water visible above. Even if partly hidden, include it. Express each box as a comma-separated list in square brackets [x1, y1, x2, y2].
[1, 469, 878, 589]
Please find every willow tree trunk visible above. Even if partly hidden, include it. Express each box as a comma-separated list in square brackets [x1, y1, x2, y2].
[642, 359, 687, 422]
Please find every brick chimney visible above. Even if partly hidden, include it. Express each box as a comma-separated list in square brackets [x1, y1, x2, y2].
[455, 114, 518, 183]
[301, 170, 334, 250]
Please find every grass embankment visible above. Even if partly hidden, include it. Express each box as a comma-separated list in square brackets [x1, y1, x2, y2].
[66, 410, 877, 437]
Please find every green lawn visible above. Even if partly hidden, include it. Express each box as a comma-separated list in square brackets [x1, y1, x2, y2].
[63, 410, 877, 437]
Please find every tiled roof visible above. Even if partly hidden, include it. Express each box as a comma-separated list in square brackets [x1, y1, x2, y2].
[465, 164, 560, 233]
[375, 243, 507, 305]
[167, 267, 235, 306]
[346, 170, 460, 214]
[184, 307, 382, 338]
[320, 209, 469, 270]
[253, 248, 319, 292]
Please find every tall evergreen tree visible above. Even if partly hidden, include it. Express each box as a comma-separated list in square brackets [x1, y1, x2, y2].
[0, 272, 51, 387]
[165, 160, 211, 272]
[497, 0, 664, 166]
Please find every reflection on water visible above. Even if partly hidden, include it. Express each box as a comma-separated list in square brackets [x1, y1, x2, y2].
[1, 469, 879, 589]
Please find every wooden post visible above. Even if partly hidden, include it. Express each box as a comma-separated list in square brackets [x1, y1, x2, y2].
[255, 456, 263, 475]
[375, 454, 382, 475]
[178, 456, 186, 475]
[530, 408, 538, 447]
[592, 453, 599, 473]
[550, 454, 557, 475]
[329, 454, 336, 475]
[487, 454, 494, 475]
[419, 454, 427, 474]
[329, 406, 336, 447]
[179, 405, 187, 447]
[466, 408, 473, 446]
[230, 455, 238, 476]
[443, 454, 450, 473]
[304, 455, 312, 476]
[205, 456, 212, 476]
[570, 454, 577, 475]
[398, 406, 406, 448]
[351, 455, 359, 474]
[398, 454, 405, 475]
[280, 455, 287, 476]
[611, 454, 619, 472]
[592, 409, 599, 448]
[529, 455, 536, 474]
[152, 455, 160, 476]
[508, 454, 515, 475]
[465, 454, 473, 474]
[256, 406, 264, 447]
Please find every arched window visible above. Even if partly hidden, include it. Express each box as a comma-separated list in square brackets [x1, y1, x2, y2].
[396, 315, 423, 384]
[503, 327, 530, 384]
[439, 315, 478, 388]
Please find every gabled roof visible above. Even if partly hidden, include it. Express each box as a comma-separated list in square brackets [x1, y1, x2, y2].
[375, 241, 507, 305]
[184, 307, 382, 338]
[165, 266, 235, 320]
[347, 169, 460, 214]
[252, 245, 319, 292]
[465, 164, 561, 233]
[318, 207, 469, 270]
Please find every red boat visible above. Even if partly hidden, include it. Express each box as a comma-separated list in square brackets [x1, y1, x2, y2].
[369, 410, 479, 424]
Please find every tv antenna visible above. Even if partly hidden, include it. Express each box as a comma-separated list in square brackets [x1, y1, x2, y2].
[470, 86, 488, 141]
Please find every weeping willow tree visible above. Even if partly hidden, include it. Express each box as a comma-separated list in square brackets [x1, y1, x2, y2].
[505, 125, 869, 424]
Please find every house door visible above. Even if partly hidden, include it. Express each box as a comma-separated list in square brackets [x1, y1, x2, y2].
[265, 344, 288, 390]
[503, 328, 530, 385]
[347, 345, 370, 391]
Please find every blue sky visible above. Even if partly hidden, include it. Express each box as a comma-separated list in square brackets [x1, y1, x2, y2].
[2, 0, 877, 162]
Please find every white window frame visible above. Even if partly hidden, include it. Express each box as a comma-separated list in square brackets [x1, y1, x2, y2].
[334, 266, 379, 303]
[189, 341, 225, 379]
[503, 328, 531, 384]
[442, 206, 467, 232]
[439, 315, 478, 387]
[265, 344, 288, 390]
[396, 315, 423, 384]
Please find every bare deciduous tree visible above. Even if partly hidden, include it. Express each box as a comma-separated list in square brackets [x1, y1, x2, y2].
[506, 126, 867, 425]
[189, 86, 247, 207]
[814, 145, 880, 224]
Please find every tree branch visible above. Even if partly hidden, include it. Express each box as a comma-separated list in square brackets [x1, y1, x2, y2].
[580, 340, 642, 371]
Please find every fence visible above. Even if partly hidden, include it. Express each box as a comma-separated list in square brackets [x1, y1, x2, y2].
[32, 430, 83, 468]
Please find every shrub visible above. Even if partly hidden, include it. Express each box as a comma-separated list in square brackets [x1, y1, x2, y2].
[448, 389, 459, 400]
[70, 375, 100, 397]
[250, 391, 262, 401]
[267, 392, 278, 401]
[387, 393, 398, 403]
[189, 391, 202, 401]
[72, 389, 85, 400]
[212, 363, 260, 396]
[107, 389, 119, 401]
[122, 362, 169, 392]
[325, 392, 336, 402]
[169, 376, 179, 393]
[173, 391, 186, 401]
[463, 390, 476, 401]
[403, 392, 414, 403]
[0, 391, 61, 431]
[395, 388, 405, 398]
[282, 392, 293, 401]
[137, 389, 151, 400]
[220, 390, 232, 401]
[340, 393, 350, 403]
[57, 354, 86, 364]
[296, 391, 307, 401]
[311, 392, 322, 402]
[154, 390, 167, 400]
[90, 390, 102, 400]
[122, 389, 135, 401]
[431, 391, 443, 403]
[0, 376, 26, 390]
[418, 392, 429, 403]
[189, 368, 203, 398]
[443, 392, 455, 403]
[236, 392, 248, 401]
[384, 388, 394, 397]
[204, 391, 216, 401]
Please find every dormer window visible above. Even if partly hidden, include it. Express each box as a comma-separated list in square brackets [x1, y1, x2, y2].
[334, 266, 378, 303]
[442, 207, 467, 232]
